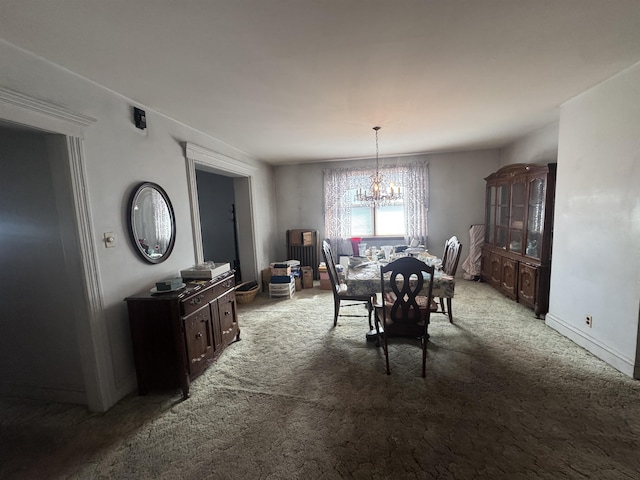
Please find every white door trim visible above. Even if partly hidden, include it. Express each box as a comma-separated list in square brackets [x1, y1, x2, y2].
[184, 142, 258, 281]
[0, 86, 114, 411]
[0, 86, 95, 137]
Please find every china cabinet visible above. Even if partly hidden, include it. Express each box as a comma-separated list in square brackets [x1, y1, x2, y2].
[481, 163, 556, 316]
[125, 270, 240, 399]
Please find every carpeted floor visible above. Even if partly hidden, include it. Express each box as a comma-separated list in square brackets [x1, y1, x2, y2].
[1, 280, 639, 479]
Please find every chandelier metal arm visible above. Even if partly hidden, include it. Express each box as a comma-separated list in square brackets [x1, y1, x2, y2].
[355, 126, 402, 207]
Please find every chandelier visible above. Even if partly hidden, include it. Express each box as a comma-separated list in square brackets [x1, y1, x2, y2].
[355, 126, 402, 207]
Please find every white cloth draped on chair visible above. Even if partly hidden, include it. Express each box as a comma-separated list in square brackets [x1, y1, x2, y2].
[462, 224, 485, 279]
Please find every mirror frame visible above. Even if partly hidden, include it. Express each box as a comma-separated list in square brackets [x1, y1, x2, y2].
[127, 181, 176, 264]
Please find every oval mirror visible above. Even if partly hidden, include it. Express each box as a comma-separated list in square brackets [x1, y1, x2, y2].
[128, 182, 176, 264]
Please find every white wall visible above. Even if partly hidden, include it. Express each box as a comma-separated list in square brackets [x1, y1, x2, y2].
[0, 40, 278, 409]
[546, 62, 640, 378]
[500, 122, 559, 167]
[273, 150, 500, 270]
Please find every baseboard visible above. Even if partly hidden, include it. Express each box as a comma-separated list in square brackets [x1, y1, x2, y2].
[113, 371, 138, 403]
[545, 313, 638, 378]
[0, 381, 87, 405]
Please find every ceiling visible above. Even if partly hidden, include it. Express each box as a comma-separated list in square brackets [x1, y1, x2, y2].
[1, 1, 639, 165]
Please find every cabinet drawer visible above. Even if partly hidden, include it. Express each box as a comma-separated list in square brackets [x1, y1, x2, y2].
[209, 276, 235, 299]
[181, 277, 235, 316]
[181, 288, 216, 316]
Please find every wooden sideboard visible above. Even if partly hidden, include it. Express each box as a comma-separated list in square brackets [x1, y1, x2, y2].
[481, 163, 556, 317]
[125, 270, 240, 399]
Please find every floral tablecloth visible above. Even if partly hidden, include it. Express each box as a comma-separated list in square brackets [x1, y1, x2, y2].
[344, 262, 455, 298]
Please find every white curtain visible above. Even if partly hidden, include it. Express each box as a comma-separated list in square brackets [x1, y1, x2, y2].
[323, 166, 359, 255]
[323, 162, 429, 254]
[152, 191, 172, 253]
[403, 162, 429, 246]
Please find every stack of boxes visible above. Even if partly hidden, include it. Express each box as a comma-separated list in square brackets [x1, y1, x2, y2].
[269, 261, 297, 299]
[318, 262, 332, 290]
[288, 260, 302, 290]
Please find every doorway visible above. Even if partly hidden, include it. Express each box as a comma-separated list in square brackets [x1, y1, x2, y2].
[0, 87, 111, 412]
[195, 169, 241, 281]
[184, 142, 258, 285]
[0, 126, 86, 404]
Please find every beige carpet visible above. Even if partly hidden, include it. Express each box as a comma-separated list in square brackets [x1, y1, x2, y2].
[1, 280, 640, 479]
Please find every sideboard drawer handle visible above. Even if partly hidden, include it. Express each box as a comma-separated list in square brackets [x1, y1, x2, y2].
[189, 294, 204, 306]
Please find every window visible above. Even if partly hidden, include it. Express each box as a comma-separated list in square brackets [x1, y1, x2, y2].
[350, 189, 405, 236]
[324, 162, 429, 251]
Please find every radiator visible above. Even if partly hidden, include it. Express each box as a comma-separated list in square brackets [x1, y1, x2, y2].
[286, 229, 319, 280]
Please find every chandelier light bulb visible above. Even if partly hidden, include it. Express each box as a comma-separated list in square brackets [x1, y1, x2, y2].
[354, 126, 402, 207]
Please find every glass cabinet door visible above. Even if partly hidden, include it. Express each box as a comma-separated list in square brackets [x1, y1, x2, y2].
[485, 185, 496, 244]
[526, 177, 546, 259]
[508, 179, 525, 254]
[496, 183, 509, 249]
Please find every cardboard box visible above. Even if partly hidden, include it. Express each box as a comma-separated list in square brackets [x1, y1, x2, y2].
[301, 266, 313, 289]
[319, 278, 332, 290]
[261, 268, 271, 292]
[295, 277, 302, 291]
[288, 229, 314, 246]
[270, 265, 292, 276]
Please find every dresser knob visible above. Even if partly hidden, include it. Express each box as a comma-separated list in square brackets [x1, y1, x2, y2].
[196, 332, 202, 339]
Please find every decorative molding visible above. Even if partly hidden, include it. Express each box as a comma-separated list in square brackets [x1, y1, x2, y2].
[185, 142, 257, 177]
[66, 137, 115, 411]
[184, 141, 257, 265]
[0, 86, 96, 137]
[185, 156, 205, 264]
[183, 141, 259, 279]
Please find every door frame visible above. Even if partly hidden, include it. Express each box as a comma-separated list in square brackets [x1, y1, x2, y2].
[0, 86, 115, 412]
[184, 142, 258, 283]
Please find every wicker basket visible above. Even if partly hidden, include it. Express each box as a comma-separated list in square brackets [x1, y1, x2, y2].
[235, 282, 259, 304]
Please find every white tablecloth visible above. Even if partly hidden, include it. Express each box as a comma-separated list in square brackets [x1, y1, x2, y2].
[344, 262, 455, 298]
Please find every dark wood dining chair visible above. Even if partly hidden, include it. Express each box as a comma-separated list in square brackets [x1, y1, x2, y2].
[321, 241, 373, 329]
[374, 256, 436, 377]
[438, 235, 462, 322]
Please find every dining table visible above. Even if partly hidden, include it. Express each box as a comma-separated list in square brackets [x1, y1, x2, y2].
[344, 259, 455, 298]
[343, 255, 456, 340]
